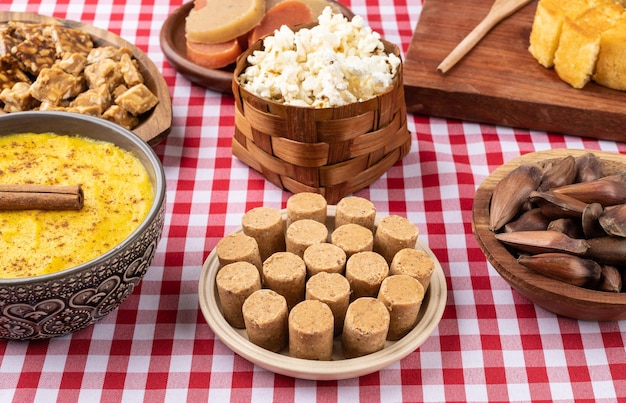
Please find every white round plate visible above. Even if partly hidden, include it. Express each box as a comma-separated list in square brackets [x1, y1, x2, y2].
[198, 206, 447, 380]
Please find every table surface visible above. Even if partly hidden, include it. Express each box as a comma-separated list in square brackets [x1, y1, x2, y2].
[2, 0, 626, 402]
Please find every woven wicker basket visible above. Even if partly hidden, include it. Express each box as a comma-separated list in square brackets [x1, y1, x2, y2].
[231, 34, 411, 204]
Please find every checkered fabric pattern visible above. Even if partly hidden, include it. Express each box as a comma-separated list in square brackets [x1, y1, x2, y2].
[1, 0, 626, 401]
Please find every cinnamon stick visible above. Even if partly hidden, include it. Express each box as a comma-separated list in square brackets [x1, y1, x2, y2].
[0, 184, 84, 211]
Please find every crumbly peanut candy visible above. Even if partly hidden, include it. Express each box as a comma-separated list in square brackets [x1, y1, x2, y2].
[119, 52, 143, 87]
[112, 84, 129, 99]
[45, 24, 93, 57]
[331, 223, 374, 258]
[0, 60, 30, 90]
[38, 100, 69, 111]
[87, 45, 132, 64]
[30, 66, 85, 104]
[114, 83, 159, 115]
[0, 81, 37, 112]
[0, 21, 159, 129]
[0, 25, 20, 64]
[84, 58, 123, 92]
[70, 84, 111, 115]
[12, 24, 57, 75]
[56, 52, 88, 75]
[0, 22, 92, 80]
[102, 104, 139, 129]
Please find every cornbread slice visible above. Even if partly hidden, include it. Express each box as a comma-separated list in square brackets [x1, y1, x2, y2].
[553, 2, 624, 88]
[216, 261, 262, 328]
[390, 248, 435, 291]
[262, 251, 307, 310]
[286, 191, 327, 227]
[242, 206, 285, 261]
[378, 274, 424, 341]
[528, 0, 598, 68]
[335, 196, 376, 231]
[373, 215, 419, 264]
[242, 289, 288, 352]
[345, 251, 389, 300]
[593, 13, 626, 90]
[306, 272, 351, 335]
[331, 223, 374, 258]
[288, 300, 334, 360]
[285, 218, 329, 258]
[303, 242, 347, 276]
[342, 297, 390, 358]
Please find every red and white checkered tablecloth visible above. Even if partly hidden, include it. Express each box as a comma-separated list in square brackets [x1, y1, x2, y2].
[2, 0, 626, 401]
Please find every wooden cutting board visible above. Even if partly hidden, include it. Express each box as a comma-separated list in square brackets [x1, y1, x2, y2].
[403, 0, 626, 142]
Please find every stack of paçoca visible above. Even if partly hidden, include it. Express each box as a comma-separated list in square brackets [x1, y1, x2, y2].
[184, 0, 343, 69]
[528, 0, 626, 90]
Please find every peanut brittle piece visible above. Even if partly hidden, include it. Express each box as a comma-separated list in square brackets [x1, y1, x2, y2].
[45, 24, 93, 57]
[11, 23, 57, 75]
[84, 58, 123, 92]
[70, 84, 111, 116]
[0, 60, 31, 90]
[38, 100, 70, 111]
[0, 20, 158, 128]
[87, 45, 133, 64]
[55, 52, 88, 75]
[0, 24, 20, 64]
[119, 52, 143, 87]
[102, 104, 139, 129]
[30, 66, 85, 104]
[114, 83, 158, 115]
[112, 83, 128, 99]
[0, 81, 39, 112]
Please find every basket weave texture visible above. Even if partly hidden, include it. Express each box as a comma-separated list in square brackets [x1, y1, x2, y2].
[232, 37, 411, 204]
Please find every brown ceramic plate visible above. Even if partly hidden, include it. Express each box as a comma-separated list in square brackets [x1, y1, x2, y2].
[472, 149, 626, 321]
[0, 11, 172, 145]
[160, 1, 355, 94]
[198, 206, 447, 380]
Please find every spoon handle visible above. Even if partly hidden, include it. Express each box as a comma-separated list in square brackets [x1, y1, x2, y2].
[437, 0, 534, 74]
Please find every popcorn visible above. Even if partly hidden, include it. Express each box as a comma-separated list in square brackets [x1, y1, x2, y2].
[238, 7, 401, 108]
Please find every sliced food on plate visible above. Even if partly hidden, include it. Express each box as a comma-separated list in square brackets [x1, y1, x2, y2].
[183, 0, 346, 70]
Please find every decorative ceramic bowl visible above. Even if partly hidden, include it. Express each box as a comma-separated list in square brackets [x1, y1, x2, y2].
[0, 111, 166, 340]
[472, 149, 626, 321]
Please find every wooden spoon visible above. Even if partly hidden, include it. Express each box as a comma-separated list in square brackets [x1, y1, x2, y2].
[437, 0, 535, 74]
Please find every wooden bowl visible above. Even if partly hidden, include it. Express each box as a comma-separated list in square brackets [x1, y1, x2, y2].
[472, 149, 626, 321]
[0, 11, 172, 145]
[159, 1, 355, 94]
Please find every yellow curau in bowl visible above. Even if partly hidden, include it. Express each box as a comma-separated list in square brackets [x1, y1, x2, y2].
[0, 132, 153, 278]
